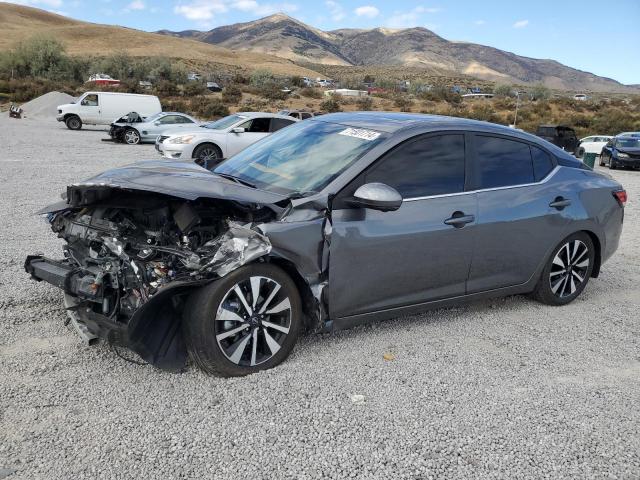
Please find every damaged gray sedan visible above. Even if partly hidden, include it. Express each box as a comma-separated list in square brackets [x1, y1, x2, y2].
[26, 113, 625, 376]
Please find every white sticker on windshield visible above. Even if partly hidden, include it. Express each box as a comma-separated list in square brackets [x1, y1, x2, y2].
[338, 127, 381, 141]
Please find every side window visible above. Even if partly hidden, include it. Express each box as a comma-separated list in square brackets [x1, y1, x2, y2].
[247, 117, 271, 133]
[364, 134, 466, 198]
[475, 135, 534, 189]
[81, 94, 99, 106]
[158, 115, 179, 124]
[301, 113, 312, 120]
[531, 146, 554, 181]
[270, 118, 295, 132]
[178, 116, 195, 124]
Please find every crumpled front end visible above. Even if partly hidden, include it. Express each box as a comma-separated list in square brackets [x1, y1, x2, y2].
[25, 186, 276, 370]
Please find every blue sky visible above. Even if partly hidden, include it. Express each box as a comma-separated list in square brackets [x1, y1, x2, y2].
[7, 0, 640, 84]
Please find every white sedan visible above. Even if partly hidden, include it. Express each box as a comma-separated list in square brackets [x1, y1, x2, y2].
[576, 135, 612, 158]
[156, 112, 298, 168]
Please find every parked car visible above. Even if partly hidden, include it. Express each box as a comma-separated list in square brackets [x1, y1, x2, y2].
[86, 73, 120, 86]
[207, 82, 222, 92]
[277, 109, 316, 120]
[157, 112, 298, 167]
[535, 125, 579, 153]
[575, 135, 612, 158]
[599, 135, 640, 169]
[573, 94, 588, 101]
[617, 131, 640, 138]
[109, 112, 201, 145]
[57, 92, 161, 130]
[25, 112, 625, 377]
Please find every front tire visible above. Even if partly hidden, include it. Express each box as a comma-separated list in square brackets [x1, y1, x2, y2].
[193, 143, 222, 169]
[532, 232, 594, 306]
[65, 115, 82, 130]
[123, 128, 141, 145]
[183, 264, 302, 377]
[609, 159, 617, 170]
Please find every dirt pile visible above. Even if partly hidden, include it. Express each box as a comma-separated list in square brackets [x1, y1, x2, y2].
[20, 91, 74, 119]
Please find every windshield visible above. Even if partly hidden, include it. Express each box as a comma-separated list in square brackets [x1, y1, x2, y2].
[203, 115, 245, 130]
[617, 138, 640, 148]
[214, 120, 387, 194]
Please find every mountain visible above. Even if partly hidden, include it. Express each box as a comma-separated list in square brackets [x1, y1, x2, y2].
[160, 14, 631, 92]
[0, 4, 320, 78]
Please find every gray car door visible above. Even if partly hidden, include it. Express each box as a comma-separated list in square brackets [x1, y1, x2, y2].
[329, 133, 477, 319]
[466, 134, 571, 292]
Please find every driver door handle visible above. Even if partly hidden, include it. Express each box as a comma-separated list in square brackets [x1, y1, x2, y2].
[444, 212, 475, 228]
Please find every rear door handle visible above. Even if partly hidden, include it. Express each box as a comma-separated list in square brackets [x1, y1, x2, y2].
[444, 212, 475, 228]
[549, 197, 571, 209]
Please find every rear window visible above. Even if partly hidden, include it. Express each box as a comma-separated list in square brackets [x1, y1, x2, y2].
[475, 135, 534, 189]
[531, 146, 554, 181]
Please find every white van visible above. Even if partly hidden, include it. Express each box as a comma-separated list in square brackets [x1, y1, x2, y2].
[56, 92, 162, 130]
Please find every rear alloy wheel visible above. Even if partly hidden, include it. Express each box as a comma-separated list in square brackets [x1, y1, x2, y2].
[193, 143, 222, 169]
[183, 264, 302, 376]
[65, 115, 82, 130]
[123, 128, 141, 145]
[532, 232, 594, 306]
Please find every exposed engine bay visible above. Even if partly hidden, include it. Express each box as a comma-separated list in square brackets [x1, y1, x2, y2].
[49, 192, 273, 318]
[25, 161, 331, 372]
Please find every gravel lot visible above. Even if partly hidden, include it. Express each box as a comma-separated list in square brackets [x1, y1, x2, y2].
[1, 115, 639, 480]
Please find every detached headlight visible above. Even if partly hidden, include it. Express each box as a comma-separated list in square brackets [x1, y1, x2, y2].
[617, 152, 629, 158]
[169, 135, 195, 144]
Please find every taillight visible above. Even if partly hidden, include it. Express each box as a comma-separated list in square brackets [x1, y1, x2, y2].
[613, 190, 627, 207]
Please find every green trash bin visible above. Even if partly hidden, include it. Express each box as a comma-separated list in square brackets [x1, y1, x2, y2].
[583, 152, 596, 168]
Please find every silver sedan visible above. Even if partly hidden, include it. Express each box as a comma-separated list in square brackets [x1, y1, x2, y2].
[109, 112, 201, 144]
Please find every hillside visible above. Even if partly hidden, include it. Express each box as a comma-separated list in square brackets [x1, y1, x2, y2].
[161, 14, 633, 92]
[0, 3, 320, 77]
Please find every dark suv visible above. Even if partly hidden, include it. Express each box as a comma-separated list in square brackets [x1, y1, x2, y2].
[536, 125, 579, 153]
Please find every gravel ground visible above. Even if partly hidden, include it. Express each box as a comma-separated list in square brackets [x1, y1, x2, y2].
[1, 116, 639, 480]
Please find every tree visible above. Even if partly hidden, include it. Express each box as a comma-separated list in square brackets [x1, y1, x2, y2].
[530, 83, 551, 101]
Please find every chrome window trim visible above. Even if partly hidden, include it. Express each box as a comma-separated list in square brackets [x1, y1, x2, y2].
[403, 166, 561, 202]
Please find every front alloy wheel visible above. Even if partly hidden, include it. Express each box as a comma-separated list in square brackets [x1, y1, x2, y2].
[215, 276, 292, 367]
[183, 264, 302, 376]
[124, 128, 141, 145]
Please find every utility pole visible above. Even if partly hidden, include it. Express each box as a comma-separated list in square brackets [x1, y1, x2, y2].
[513, 91, 520, 128]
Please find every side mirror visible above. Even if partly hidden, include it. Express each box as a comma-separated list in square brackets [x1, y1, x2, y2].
[231, 127, 246, 134]
[348, 183, 402, 212]
[154, 121, 161, 126]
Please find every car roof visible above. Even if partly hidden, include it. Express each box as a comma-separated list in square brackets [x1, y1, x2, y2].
[313, 112, 539, 139]
[235, 111, 297, 120]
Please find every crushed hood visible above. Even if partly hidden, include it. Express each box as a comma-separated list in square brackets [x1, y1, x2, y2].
[65, 160, 287, 206]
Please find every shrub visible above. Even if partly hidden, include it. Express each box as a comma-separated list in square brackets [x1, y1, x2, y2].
[298, 87, 323, 99]
[198, 98, 230, 119]
[530, 83, 551, 101]
[393, 95, 413, 112]
[356, 96, 373, 110]
[259, 83, 288, 101]
[155, 80, 178, 97]
[250, 69, 275, 88]
[221, 84, 242, 104]
[320, 96, 342, 113]
[493, 84, 515, 97]
[162, 98, 189, 114]
[183, 81, 207, 97]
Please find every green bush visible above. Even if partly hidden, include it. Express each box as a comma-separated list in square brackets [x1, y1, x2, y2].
[356, 96, 373, 110]
[183, 81, 207, 97]
[250, 69, 275, 88]
[195, 98, 229, 119]
[298, 87, 323, 99]
[221, 84, 242, 104]
[493, 84, 515, 97]
[162, 98, 189, 114]
[393, 95, 413, 112]
[320, 96, 342, 113]
[259, 83, 288, 101]
[155, 80, 178, 97]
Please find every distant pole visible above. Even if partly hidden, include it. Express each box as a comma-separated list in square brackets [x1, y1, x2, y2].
[513, 91, 520, 128]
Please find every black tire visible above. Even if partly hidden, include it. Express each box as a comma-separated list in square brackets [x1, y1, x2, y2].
[599, 155, 605, 167]
[576, 147, 585, 158]
[609, 159, 617, 170]
[532, 232, 595, 306]
[123, 128, 141, 145]
[182, 263, 302, 377]
[65, 115, 82, 130]
[193, 143, 222, 169]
